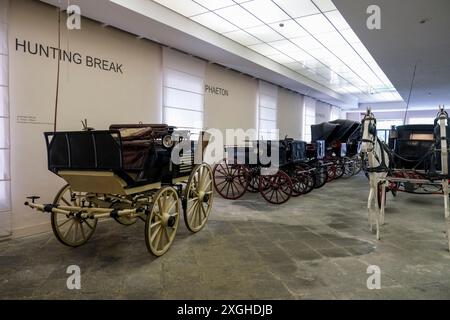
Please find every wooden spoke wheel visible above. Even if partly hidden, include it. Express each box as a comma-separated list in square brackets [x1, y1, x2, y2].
[245, 166, 261, 193]
[326, 162, 336, 182]
[145, 187, 180, 256]
[353, 155, 363, 175]
[334, 159, 345, 179]
[258, 170, 292, 204]
[213, 160, 249, 200]
[296, 164, 315, 195]
[314, 164, 328, 189]
[342, 157, 356, 179]
[291, 172, 307, 197]
[388, 181, 400, 197]
[51, 184, 98, 248]
[184, 164, 214, 233]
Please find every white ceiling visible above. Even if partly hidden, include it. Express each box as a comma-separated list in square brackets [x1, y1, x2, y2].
[153, 0, 402, 104]
[38, 0, 411, 108]
[334, 0, 450, 109]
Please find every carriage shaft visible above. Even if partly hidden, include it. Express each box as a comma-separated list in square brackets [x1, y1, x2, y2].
[25, 202, 140, 220]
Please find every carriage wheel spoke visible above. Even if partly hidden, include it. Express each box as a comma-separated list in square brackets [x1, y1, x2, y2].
[57, 217, 72, 229]
[200, 203, 207, 219]
[84, 219, 94, 230]
[80, 223, 86, 241]
[72, 221, 79, 243]
[61, 197, 71, 206]
[151, 221, 162, 229]
[188, 197, 199, 203]
[63, 219, 75, 238]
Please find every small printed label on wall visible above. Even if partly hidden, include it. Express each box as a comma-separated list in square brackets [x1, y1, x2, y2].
[17, 115, 37, 123]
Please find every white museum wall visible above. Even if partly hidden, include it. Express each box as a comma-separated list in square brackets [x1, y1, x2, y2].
[204, 63, 258, 139]
[277, 88, 303, 140]
[9, 0, 162, 237]
[7, 0, 343, 238]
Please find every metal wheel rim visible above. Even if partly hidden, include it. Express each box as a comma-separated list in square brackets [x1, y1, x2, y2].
[51, 184, 98, 248]
[184, 164, 214, 233]
[145, 187, 180, 256]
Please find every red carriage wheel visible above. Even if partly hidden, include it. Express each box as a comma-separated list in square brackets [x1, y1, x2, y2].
[245, 166, 261, 193]
[334, 159, 345, 179]
[291, 174, 306, 197]
[258, 170, 292, 204]
[314, 164, 328, 189]
[296, 164, 315, 195]
[213, 160, 249, 200]
[326, 162, 336, 182]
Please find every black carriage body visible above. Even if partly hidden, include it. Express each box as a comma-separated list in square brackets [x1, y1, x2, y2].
[311, 120, 360, 158]
[45, 125, 197, 188]
[393, 124, 450, 171]
[225, 139, 307, 168]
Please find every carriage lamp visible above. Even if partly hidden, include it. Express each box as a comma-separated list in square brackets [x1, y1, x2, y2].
[389, 126, 398, 139]
[163, 134, 174, 148]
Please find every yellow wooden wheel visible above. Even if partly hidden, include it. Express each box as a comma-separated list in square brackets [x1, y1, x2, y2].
[145, 186, 180, 256]
[184, 164, 214, 232]
[51, 184, 98, 247]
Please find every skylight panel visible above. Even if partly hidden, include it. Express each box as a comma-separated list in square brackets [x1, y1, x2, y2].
[246, 25, 284, 42]
[324, 10, 351, 30]
[267, 53, 296, 64]
[215, 5, 263, 29]
[339, 28, 360, 44]
[273, 0, 320, 18]
[268, 39, 301, 53]
[315, 31, 347, 47]
[249, 43, 281, 55]
[223, 29, 262, 46]
[297, 13, 336, 34]
[241, 0, 290, 24]
[311, 0, 337, 12]
[290, 35, 323, 50]
[193, 0, 235, 10]
[269, 20, 309, 39]
[153, 0, 208, 17]
[287, 50, 313, 62]
[191, 12, 240, 33]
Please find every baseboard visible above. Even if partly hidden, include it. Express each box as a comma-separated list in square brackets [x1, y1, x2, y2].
[12, 222, 52, 239]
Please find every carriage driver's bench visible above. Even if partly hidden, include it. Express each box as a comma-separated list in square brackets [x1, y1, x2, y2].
[25, 124, 214, 256]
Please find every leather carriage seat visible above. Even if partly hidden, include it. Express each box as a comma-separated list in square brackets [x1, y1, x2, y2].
[108, 124, 171, 174]
[109, 124, 170, 141]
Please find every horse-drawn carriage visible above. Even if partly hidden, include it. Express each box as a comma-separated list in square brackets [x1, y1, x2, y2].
[24, 124, 214, 256]
[213, 138, 321, 204]
[361, 106, 450, 249]
[309, 119, 361, 181]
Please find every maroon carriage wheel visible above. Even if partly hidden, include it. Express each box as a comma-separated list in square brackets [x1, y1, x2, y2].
[326, 162, 336, 182]
[295, 164, 315, 195]
[245, 166, 261, 193]
[258, 170, 293, 205]
[213, 160, 249, 200]
[334, 159, 345, 179]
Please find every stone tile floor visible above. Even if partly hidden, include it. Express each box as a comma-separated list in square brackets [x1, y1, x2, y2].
[1, 174, 450, 299]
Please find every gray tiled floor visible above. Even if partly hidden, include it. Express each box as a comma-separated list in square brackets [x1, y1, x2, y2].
[1, 174, 450, 299]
